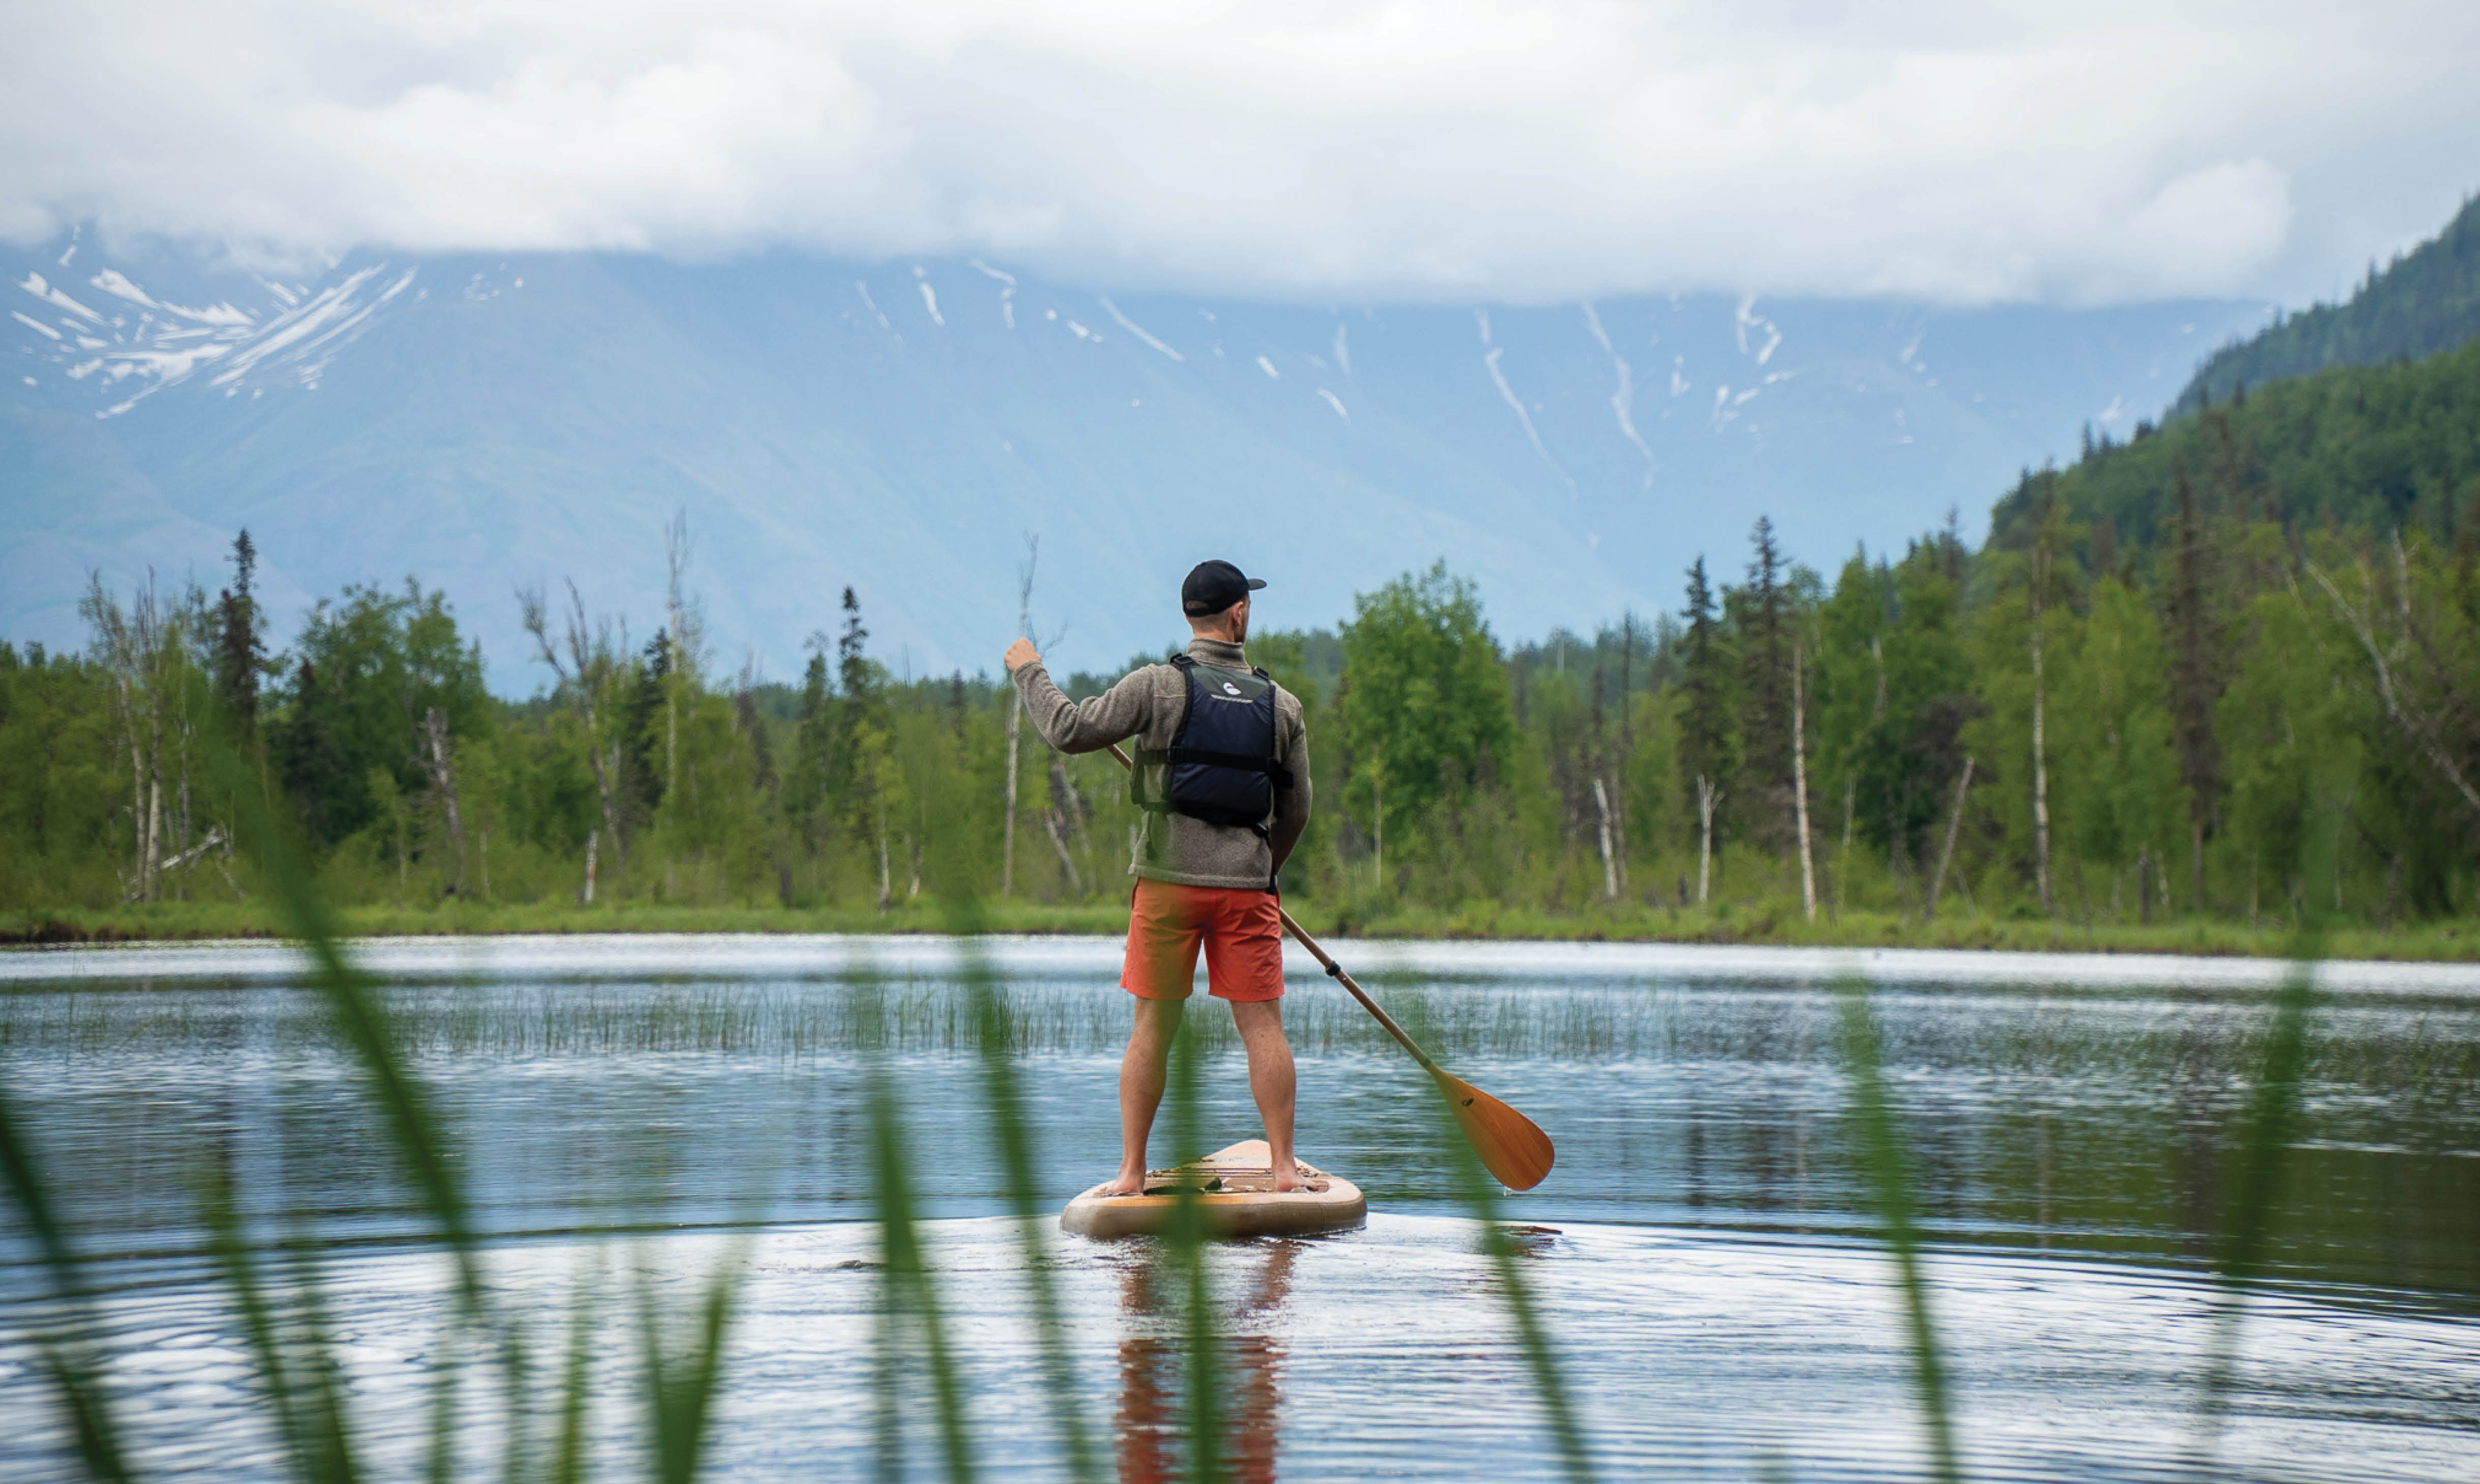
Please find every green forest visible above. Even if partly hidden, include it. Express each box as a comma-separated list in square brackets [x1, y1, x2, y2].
[13, 210, 2480, 952]
[7, 468, 2479, 951]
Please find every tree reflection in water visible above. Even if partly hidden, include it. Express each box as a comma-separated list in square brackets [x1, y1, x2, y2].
[1115, 1239, 1302, 1483]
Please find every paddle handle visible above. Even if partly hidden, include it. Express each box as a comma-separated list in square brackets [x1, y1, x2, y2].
[1104, 742, 1443, 1077]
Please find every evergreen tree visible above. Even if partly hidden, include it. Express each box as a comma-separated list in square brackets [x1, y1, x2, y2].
[785, 644, 833, 852]
[1814, 548, 1890, 897]
[1677, 556, 1738, 897]
[271, 658, 342, 843]
[832, 587, 900, 905]
[209, 530, 265, 736]
[1731, 516, 1795, 855]
[2162, 463, 2228, 907]
[1860, 541, 1977, 875]
[266, 581, 487, 848]
[620, 628, 671, 827]
[833, 587, 887, 812]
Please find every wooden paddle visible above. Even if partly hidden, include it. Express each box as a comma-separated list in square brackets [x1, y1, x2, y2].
[1104, 741, 1556, 1190]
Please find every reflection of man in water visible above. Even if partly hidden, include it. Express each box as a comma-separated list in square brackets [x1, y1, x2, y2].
[1004, 561, 1315, 1195]
[1114, 1240, 1301, 1484]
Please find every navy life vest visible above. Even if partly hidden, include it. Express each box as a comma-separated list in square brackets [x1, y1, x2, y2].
[1132, 655, 1293, 835]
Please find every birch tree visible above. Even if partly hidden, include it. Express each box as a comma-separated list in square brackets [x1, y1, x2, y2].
[79, 571, 198, 903]
[521, 580, 630, 890]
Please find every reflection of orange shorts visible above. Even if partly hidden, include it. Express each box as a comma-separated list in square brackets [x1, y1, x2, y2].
[1121, 879, 1286, 1002]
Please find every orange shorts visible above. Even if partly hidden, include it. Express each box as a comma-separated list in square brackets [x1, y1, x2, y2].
[1121, 879, 1286, 1003]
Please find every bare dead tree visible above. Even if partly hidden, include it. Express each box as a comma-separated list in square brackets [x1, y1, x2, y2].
[1002, 533, 1038, 896]
[82, 570, 196, 904]
[1695, 774, 1720, 904]
[1792, 636, 1817, 921]
[423, 706, 468, 893]
[1046, 754, 1091, 894]
[1927, 757, 1976, 916]
[1591, 776, 1619, 901]
[158, 826, 230, 878]
[662, 509, 703, 796]
[2029, 528, 2055, 917]
[1590, 665, 1618, 901]
[521, 578, 629, 888]
[2306, 538, 2480, 826]
[1614, 612, 1635, 892]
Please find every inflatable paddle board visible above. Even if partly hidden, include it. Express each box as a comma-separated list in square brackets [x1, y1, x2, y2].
[1060, 1140, 1366, 1239]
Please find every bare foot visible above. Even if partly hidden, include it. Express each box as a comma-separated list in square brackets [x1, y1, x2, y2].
[1095, 1167, 1148, 1198]
[1270, 1159, 1306, 1192]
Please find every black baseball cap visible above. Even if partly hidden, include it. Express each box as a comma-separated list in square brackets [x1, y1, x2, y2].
[1181, 559, 1266, 617]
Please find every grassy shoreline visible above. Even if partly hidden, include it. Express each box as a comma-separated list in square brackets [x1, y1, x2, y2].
[6, 898, 2477, 961]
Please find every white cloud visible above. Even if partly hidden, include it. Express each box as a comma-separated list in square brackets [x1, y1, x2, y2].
[3, 2, 2476, 304]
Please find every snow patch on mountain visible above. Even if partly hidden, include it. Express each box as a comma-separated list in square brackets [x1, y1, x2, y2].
[1736, 295, 1783, 366]
[204, 265, 415, 396]
[970, 259, 1017, 328]
[1099, 296, 1182, 361]
[13, 261, 414, 417]
[16, 272, 102, 323]
[89, 269, 253, 326]
[854, 281, 892, 333]
[1484, 344, 1571, 488]
[1582, 302, 1655, 488]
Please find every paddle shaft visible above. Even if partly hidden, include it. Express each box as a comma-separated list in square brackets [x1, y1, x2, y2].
[1275, 909, 1443, 1077]
[1103, 742, 1443, 1077]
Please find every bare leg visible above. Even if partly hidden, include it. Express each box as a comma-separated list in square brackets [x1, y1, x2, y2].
[1103, 995, 1184, 1195]
[1230, 999, 1301, 1190]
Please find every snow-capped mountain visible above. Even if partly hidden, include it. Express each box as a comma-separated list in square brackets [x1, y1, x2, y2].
[6, 232, 2270, 688]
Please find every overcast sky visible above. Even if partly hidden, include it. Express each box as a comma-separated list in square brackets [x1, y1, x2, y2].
[5, 2, 2477, 307]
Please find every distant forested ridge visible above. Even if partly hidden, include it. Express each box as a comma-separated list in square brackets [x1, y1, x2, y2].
[1990, 336, 2480, 563]
[2173, 193, 2480, 417]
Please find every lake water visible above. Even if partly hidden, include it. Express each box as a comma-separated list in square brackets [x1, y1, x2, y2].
[1, 935, 2474, 1481]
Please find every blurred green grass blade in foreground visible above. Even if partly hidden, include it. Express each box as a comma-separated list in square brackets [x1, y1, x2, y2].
[203, 740, 490, 1314]
[551, 1270, 598, 1484]
[1437, 1094, 1595, 1484]
[1833, 978, 1962, 1484]
[196, 1156, 359, 1484]
[423, 1322, 460, 1484]
[949, 898, 1104, 1484]
[859, 967, 978, 1484]
[0, 1080, 138, 1484]
[200, 723, 553, 1478]
[638, 1258, 743, 1484]
[2193, 821, 2335, 1460]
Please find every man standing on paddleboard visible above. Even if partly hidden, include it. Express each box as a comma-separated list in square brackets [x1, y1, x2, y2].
[1004, 559, 1313, 1195]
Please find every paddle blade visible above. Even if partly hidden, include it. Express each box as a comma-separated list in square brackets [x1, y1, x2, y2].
[1433, 1071, 1555, 1191]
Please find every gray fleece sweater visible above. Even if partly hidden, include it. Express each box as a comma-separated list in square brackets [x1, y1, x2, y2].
[1010, 636, 1311, 889]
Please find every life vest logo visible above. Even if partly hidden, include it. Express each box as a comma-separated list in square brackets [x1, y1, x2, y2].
[1222, 681, 1242, 695]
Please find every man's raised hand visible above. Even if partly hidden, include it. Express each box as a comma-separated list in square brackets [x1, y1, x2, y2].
[1004, 637, 1041, 673]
